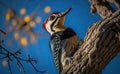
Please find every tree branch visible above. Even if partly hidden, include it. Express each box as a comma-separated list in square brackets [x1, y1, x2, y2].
[62, 10, 120, 74]
[0, 29, 6, 35]
[0, 45, 45, 74]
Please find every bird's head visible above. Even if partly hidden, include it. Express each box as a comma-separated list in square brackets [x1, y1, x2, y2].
[43, 8, 72, 35]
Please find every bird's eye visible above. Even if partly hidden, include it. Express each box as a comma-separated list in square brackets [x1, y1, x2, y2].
[50, 16, 55, 20]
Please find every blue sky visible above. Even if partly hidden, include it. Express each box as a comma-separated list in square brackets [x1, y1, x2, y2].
[0, 0, 120, 74]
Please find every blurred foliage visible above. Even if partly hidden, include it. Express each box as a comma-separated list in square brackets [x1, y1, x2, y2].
[44, 6, 51, 13]
[20, 8, 26, 15]
[0, 0, 51, 74]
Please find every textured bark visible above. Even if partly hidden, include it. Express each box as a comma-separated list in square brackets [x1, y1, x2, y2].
[61, 10, 120, 74]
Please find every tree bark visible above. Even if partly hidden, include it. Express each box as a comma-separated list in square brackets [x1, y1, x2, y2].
[61, 10, 120, 74]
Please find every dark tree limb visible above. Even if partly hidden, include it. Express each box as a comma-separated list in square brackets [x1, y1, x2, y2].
[0, 45, 45, 74]
[0, 29, 6, 35]
[61, 10, 120, 74]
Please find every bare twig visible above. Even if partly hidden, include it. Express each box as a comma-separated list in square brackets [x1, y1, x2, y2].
[0, 29, 6, 35]
[0, 45, 45, 74]
[8, 59, 12, 74]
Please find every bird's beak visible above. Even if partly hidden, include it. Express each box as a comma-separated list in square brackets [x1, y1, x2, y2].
[60, 8, 72, 17]
[57, 8, 72, 26]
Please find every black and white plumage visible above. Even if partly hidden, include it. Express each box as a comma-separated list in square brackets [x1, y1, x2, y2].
[43, 8, 78, 73]
[50, 28, 78, 72]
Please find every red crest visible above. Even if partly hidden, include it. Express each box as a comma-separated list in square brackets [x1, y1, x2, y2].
[43, 12, 59, 32]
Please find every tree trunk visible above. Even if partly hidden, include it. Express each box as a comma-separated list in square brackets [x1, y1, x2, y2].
[61, 10, 120, 74]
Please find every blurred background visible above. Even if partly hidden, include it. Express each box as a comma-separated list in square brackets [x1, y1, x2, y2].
[0, 0, 120, 74]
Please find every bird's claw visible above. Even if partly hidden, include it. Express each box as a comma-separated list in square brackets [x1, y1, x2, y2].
[65, 57, 74, 65]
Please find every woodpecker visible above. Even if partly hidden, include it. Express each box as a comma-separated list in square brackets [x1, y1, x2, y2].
[43, 8, 78, 73]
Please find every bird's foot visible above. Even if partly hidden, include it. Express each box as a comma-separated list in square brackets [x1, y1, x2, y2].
[65, 57, 74, 65]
